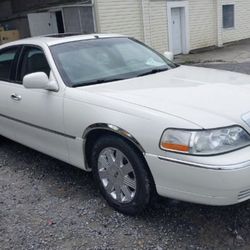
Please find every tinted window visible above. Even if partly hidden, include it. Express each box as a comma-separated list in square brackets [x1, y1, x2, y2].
[0, 48, 18, 81]
[19, 47, 50, 81]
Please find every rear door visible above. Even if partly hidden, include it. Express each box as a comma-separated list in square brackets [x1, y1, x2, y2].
[0, 46, 21, 141]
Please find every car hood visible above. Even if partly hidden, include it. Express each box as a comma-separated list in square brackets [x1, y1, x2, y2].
[79, 65, 250, 129]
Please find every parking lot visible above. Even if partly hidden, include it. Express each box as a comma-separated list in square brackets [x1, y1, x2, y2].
[1, 63, 250, 250]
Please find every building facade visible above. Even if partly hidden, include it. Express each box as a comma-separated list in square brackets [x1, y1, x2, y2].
[0, 0, 249, 54]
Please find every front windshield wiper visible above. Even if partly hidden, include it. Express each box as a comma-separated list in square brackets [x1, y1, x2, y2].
[72, 78, 126, 88]
[72, 68, 169, 87]
[136, 68, 169, 77]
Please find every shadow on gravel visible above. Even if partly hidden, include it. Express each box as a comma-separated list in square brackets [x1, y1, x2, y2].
[1, 137, 250, 249]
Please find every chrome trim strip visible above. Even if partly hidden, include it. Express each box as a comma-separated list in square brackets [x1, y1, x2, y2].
[0, 113, 76, 139]
[83, 123, 145, 153]
[145, 153, 250, 171]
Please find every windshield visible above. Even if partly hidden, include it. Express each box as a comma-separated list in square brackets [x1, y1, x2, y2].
[50, 37, 176, 87]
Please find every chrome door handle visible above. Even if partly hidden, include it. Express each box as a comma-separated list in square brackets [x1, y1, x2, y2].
[11, 93, 22, 101]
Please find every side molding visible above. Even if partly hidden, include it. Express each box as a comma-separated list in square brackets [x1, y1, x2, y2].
[83, 123, 145, 153]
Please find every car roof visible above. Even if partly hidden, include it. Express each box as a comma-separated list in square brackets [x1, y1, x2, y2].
[0, 33, 126, 49]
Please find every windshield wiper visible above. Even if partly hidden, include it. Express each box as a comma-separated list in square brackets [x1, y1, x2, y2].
[136, 68, 168, 77]
[72, 78, 125, 88]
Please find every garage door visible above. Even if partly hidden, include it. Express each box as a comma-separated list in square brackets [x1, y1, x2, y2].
[63, 6, 95, 34]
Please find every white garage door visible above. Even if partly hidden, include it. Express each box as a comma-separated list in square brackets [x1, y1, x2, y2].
[28, 13, 58, 37]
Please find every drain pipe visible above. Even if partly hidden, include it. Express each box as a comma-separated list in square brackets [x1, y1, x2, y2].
[141, 0, 151, 45]
[216, 0, 223, 47]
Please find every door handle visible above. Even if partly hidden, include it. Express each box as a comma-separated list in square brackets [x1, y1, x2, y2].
[11, 93, 22, 101]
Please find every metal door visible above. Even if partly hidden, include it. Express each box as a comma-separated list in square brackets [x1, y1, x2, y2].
[171, 8, 182, 55]
[28, 12, 58, 37]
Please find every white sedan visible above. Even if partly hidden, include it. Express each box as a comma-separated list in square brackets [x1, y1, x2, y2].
[1, 34, 250, 215]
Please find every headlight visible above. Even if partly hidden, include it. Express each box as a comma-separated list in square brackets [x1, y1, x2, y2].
[160, 126, 250, 155]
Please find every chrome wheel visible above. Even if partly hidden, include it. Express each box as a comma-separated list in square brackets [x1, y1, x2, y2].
[97, 147, 137, 203]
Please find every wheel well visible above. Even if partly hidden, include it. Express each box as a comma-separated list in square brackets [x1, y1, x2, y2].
[84, 129, 156, 192]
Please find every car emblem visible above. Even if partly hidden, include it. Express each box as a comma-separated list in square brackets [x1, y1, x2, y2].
[242, 112, 250, 127]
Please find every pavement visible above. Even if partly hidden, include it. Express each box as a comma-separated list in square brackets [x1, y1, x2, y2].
[175, 38, 250, 65]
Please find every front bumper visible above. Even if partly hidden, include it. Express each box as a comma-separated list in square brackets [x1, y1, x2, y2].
[145, 152, 250, 206]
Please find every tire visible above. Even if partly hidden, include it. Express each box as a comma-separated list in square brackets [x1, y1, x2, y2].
[90, 134, 153, 215]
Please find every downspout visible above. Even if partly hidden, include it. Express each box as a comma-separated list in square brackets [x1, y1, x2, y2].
[216, 0, 223, 47]
[141, 0, 151, 45]
[92, 0, 100, 33]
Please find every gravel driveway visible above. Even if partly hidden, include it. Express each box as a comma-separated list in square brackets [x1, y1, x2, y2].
[1, 63, 250, 250]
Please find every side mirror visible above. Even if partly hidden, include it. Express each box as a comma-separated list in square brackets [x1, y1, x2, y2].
[163, 51, 174, 62]
[23, 72, 58, 91]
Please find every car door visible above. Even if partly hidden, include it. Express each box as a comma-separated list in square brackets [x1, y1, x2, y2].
[0, 46, 21, 141]
[6, 45, 69, 162]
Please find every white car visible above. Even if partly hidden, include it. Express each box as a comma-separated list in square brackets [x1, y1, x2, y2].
[1, 34, 250, 215]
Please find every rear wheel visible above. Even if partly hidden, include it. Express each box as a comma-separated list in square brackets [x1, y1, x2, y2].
[90, 135, 153, 215]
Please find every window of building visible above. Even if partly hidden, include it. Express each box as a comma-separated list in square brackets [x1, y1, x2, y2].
[223, 4, 235, 29]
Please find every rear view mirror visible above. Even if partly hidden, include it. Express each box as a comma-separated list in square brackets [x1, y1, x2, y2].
[163, 51, 174, 62]
[23, 72, 58, 91]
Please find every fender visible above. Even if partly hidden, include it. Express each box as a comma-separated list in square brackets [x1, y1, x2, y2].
[83, 123, 145, 154]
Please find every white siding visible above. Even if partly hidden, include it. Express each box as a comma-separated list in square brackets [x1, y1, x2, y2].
[95, 0, 250, 54]
[95, 0, 143, 41]
[148, 0, 168, 53]
[189, 0, 217, 50]
[95, 0, 168, 53]
[222, 0, 250, 44]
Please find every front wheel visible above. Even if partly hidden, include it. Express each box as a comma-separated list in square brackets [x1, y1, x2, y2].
[90, 135, 153, 215]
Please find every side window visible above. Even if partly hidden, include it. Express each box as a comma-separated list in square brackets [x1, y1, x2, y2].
[0, 48, 18, 81]
[20, 47, 50, 81]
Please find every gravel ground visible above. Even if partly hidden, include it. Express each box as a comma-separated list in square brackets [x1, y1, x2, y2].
[1, 63, 250, 250]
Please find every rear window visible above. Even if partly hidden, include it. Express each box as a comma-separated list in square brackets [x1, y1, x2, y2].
[0, 48, 18, 81]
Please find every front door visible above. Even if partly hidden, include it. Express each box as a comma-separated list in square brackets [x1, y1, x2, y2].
[171, 8, 183, 55]
[6, 45, 69, 162]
